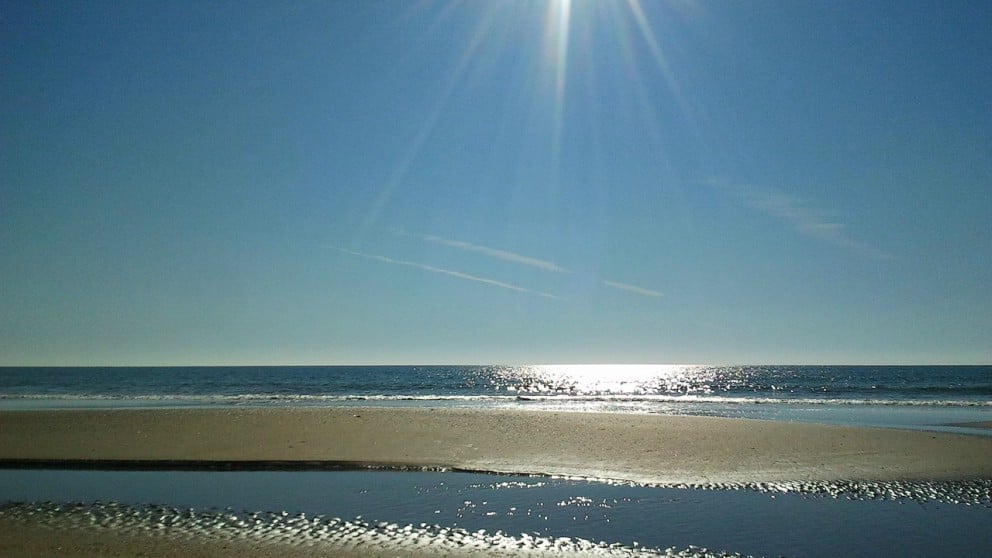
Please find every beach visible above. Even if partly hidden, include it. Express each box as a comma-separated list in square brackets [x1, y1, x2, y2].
[2, 407, 991, 483]
[2, 408, 991, 556]
[0, 524, 336, 558]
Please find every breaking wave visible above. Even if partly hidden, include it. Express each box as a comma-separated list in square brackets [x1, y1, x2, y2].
[2, 392, 990, 407]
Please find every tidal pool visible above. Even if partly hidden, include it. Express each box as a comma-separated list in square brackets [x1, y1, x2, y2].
[1, 469, 990, 557]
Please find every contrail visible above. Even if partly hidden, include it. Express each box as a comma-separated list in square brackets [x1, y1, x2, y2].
[601, 280, 663, 298]
[398, 231, 570, 273]
[397, 230, 664, 299]
[333, 248, 565, 301]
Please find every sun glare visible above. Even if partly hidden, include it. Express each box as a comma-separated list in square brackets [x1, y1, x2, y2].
[545, 0, 572, 173]
[491, 364, 713, 396]
[362, 0, 693, 235]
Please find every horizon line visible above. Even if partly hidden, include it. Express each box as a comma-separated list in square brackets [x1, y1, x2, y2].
[2, 362, 988, 368]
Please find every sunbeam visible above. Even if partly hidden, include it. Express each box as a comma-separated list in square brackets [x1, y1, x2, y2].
[545, 0, 572, 175]
[356, 3, 502, 241]
[625, 0, 691, 117]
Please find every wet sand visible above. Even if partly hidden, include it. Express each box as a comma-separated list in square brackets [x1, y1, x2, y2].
[0, 523, 342, 558]
[2, 408, 991, 557]
[0, 520, 489, 557]
[2, 407, 991, 483]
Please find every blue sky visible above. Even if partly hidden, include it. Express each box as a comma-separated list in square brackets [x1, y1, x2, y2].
[2, 0, 989, 365]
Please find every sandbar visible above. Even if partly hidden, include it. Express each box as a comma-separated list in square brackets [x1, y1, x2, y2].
[2, 407, 991, 484]
[0, 523, 353, 558]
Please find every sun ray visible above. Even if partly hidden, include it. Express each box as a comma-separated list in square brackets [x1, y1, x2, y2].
[356, 2, 501, 242]
[544, 0, 572, 180]
[624, 0, 690, 117]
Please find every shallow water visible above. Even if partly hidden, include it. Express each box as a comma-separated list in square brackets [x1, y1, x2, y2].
[1, 469, 990, 557]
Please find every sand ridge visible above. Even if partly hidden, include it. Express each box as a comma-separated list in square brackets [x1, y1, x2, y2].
[1, 408, 991, 483]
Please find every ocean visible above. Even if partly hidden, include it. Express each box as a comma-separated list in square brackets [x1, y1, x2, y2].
[2, 364, 990, 433]
[2, 364, 991, 556]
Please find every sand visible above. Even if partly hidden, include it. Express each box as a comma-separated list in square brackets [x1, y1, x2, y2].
[0, 523, 354, 558]
[2, 408, 991, 557]
[2, 407, 991, 483]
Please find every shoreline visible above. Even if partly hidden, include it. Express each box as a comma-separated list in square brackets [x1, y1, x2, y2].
[945, 420, 992, 430]
[2, 407, 991, 483]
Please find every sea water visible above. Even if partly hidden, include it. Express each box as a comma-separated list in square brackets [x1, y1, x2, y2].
[1, 364, 990, 433]
[1, 470, 991, 557]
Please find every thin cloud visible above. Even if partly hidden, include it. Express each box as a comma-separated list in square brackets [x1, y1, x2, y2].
[334, 248, 565, 301]
[601, 280, 664, 298]
[396, 230, 664, 299]
[706, 180, 894, 259]
[398, 231, 570, 273]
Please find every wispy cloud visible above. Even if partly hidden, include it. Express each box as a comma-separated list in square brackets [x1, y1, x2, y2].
[601, 280, 664, 298]
[706, 179, 894, 259]
[395, 231, 663, 299]
[333, 248, 565, 300]
[399, 231, 569, 273]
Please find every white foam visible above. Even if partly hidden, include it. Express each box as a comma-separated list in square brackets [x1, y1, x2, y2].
[2, 392, 989, 407]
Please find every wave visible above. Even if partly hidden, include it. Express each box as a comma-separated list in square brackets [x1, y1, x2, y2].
[511, 394, 992, 407]
[2, 392, 990, 407]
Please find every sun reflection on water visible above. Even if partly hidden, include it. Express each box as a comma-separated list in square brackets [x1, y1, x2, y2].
[487, 365, 744, 396]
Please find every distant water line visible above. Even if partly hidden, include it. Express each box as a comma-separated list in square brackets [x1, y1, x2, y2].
[1, 365, 990, 433]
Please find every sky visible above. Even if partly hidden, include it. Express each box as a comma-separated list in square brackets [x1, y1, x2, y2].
[1, 0, 990, 366]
